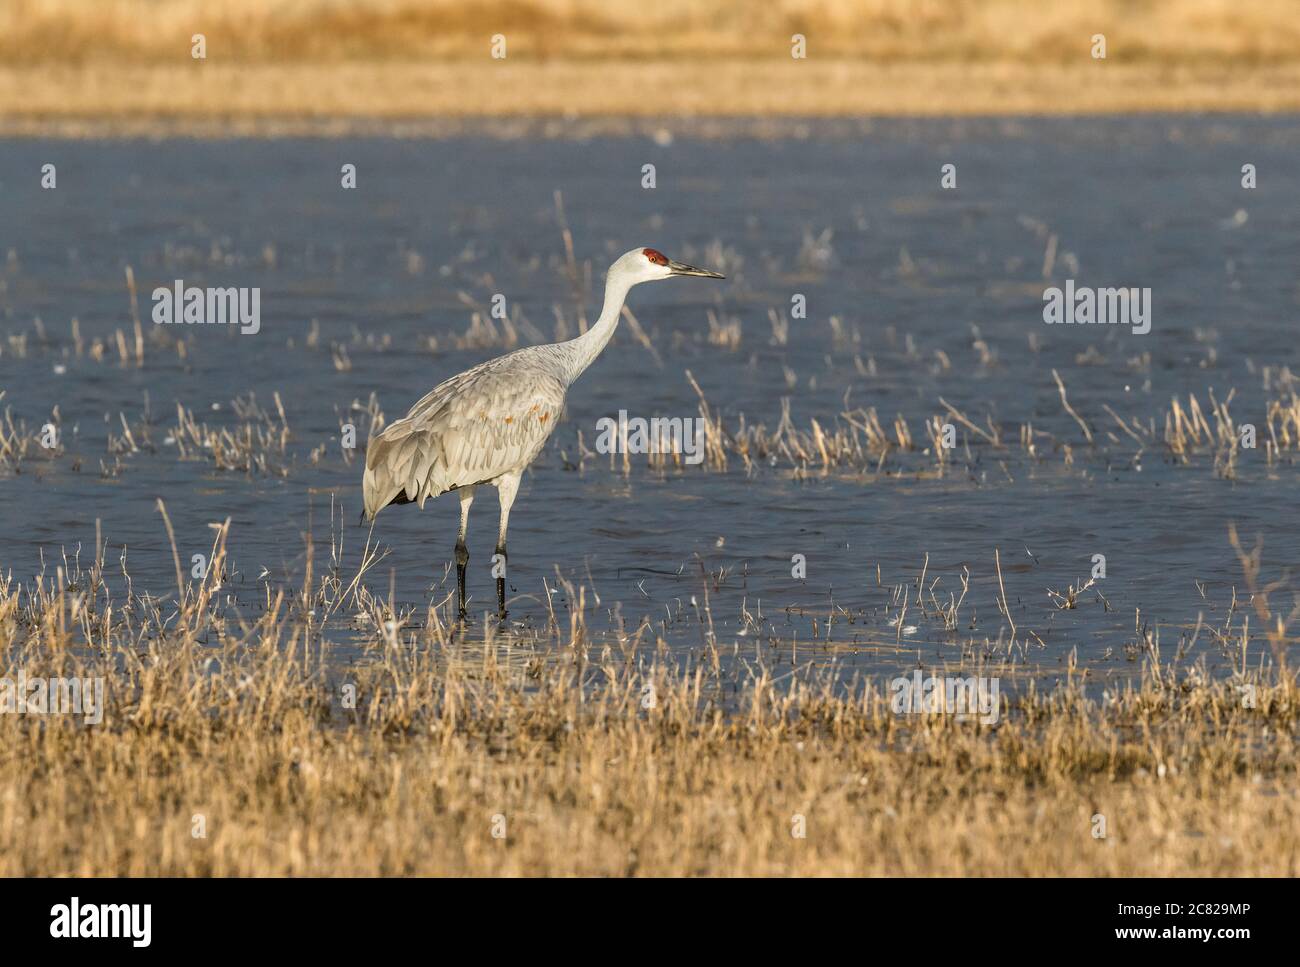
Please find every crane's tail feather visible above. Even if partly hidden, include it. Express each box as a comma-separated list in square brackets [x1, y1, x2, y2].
[362, 424, 442, 520]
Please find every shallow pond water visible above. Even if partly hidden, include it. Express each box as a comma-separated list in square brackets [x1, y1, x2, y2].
[1, 117, 1297, 690]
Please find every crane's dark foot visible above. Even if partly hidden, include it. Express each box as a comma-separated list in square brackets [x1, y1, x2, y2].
[495, 543, 508, 621]
[455, 540, 469, 624]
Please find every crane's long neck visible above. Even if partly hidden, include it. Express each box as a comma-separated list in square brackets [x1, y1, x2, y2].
[561, 271, 633, 385]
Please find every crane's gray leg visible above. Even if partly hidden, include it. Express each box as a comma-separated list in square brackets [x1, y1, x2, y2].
[455, 485, 475, 621]
[494, 472, 521, 621]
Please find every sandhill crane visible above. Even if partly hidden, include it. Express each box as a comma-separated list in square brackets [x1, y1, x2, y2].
[363, 247, 725, 620]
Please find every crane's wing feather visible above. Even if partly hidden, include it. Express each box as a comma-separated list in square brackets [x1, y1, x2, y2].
[363, 348, 568, 519]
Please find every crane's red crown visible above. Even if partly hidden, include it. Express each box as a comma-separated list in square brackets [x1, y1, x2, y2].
[642, 248, 669, 265]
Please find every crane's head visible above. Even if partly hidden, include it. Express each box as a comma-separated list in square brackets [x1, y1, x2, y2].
[610, 247, 726, 286]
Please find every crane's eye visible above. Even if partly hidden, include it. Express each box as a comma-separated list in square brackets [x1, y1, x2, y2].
[642, 248, 668, 265]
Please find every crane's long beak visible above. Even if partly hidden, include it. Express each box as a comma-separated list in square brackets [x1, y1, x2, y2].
[668, 259, 725, 279]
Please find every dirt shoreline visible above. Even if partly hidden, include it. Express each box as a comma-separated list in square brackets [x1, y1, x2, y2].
[3, 60, 1299, 138]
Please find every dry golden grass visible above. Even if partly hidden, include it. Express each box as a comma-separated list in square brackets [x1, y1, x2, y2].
[0, 513, 1295, 876]
[7, 0, 1300, 65]
[3, 0, 1300, 122]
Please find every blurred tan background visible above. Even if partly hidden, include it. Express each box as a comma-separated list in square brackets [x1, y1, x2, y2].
[3, 0, 1299, 128]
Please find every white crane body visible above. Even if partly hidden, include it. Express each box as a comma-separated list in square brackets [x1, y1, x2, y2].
[362, 246, 724, 619]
